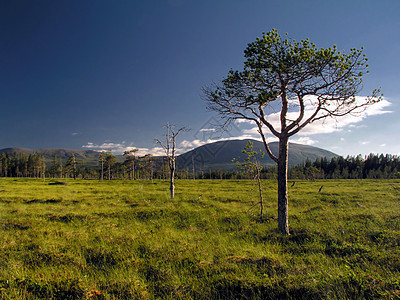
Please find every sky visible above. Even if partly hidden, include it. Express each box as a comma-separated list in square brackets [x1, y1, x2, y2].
[1, 0, 399, 157]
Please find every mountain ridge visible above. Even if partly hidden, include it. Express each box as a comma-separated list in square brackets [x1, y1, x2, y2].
[176, 139, 338, 171]
[0, 140, 338, 171]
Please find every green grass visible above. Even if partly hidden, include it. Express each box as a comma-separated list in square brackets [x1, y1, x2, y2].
[0, 178, 399, 299]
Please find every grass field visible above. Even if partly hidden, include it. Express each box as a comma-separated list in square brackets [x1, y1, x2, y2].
[0, 178, 399, 299]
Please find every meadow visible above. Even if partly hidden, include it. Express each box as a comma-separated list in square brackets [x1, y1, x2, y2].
[0, 178, 399, 299]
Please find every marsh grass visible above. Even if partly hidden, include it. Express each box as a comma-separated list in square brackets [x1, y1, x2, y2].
[0, 178, 399, 299]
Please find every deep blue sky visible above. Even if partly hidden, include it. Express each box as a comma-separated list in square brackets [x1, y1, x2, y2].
[1, 0, 399, 156]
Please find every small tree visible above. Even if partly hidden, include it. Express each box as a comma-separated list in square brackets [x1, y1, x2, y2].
[65, 154, 77, 179]
[143, 154, 154, 182]
[123, 149, 138, 180]
[234, 141, 265, 218]
[50, 155, 58, 178]
[42, 158, 46, 182]
[1, 153, 8, 177]
[155, 123, 187, 199]
[99, 151, 106, 181]
[59, 158, 63, 178]
[105, 151, 116, 180]
[204, 29, 381, 234]
[33, 154, 42, 178]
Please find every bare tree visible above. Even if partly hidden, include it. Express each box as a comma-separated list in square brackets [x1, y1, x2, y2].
[123, 149, 138, 180]
[143, 154, 154, 182]
[105, 150, 116, 180]
[99, 151, 105, 181]
[155, 123, 187, 199]
[203, 29, 381, 234]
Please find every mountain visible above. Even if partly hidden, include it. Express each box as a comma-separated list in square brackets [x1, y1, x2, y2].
[1, 140, 338, 172]
[176, 139, 338, 171]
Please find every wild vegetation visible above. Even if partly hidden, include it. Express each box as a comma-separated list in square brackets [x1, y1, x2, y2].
[1, 150, 399, 181]
[0, 178, 399, 299]
[290, 154, 400, 180]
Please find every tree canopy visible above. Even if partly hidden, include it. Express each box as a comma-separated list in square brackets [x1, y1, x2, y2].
[206, 29, 380, 158]
[204, 29, 382, 234]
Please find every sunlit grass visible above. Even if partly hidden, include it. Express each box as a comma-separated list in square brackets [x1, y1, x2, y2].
[0, 178, 399, 299]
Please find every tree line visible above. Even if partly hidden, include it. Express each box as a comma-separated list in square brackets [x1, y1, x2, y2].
[0, 151, 169, 180]
[213, 154, 400, 180]
[0, 152, 90, 179]
[1, 150, 399, 180]
[288, 154, 400, 180]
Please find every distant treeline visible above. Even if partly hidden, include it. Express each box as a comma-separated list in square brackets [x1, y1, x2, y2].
[1, 151, 399, 180]
[0, 151, 161, 180]
[205, 154, 400, 180]
[288, 154, 400, 180]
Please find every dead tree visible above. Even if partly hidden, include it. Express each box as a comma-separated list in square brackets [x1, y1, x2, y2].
[99, 151, 105, 181]
[123, 149, 138, 180]
[155, 123, 187, 199]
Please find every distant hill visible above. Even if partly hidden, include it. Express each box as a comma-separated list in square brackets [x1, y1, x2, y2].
[177, 139, 338, 171]
[1, 140, 338, 171]
[0, 148, 103, 167]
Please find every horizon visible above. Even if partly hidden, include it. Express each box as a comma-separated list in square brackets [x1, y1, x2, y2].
[0, 138, 396, 159]
[1, 1, 399, 157]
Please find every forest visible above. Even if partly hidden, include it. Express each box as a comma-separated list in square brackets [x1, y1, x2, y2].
[1, 151, 399, 180]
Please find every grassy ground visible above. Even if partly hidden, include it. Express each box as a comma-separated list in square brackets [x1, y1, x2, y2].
[0, 178, 399, 299]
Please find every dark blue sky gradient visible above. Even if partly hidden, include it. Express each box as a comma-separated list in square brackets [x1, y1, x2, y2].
[1, 0, 399, 155]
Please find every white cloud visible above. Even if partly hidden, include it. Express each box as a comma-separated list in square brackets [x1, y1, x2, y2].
[287, 97, 390, 136]
[364, 99, 392, 116]
[380, 144, 386, 147]
[199, 128, 216, 132]
[147, 147, 166, 156]
[291, 137, 318, 145]
[180, 139, 207, 149]
[235, 119, 253, 124]
[230, 96, 391, 138]
[242, 127, 259, 135]
[82, 140, 192, 157]
[349, 124, 367, 129]
[183, 96, 391, 150]
[82, 141, 152, 156]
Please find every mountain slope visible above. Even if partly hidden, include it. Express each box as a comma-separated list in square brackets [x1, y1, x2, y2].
[177, 139, 338, 171]
[1, 140, 338, 171]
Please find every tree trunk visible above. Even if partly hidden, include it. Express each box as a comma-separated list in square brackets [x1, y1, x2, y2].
[277, 135, 290, 235]
[257, 172, 264, 218]
[170, 167, 175, 199]
[42, 161, 46, 183]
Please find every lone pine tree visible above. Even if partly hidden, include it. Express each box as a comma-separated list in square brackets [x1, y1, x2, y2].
[204, 29, 381, 234]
